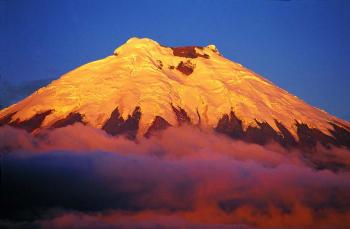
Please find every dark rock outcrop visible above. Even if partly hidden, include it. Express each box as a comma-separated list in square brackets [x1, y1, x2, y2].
[51, 112, 85, 128]
[296, 122, 337, 149]
[274, 120, 297, 147]
[102, 106, 141, 140]
[9, 110, 52, 132]
[144, 116, 171, 138]
[176, 61, 195, 75]
[171, 105, 191, 125]
[1, 105, 349, 151]
[0, 112, 16, 126]
[329, 123, 350, 148]
[171, 46, 209, 59]
[215, 112, 287, 146]
[245, 121, 284, 145]
[215, 111, 350, 150]
[215, 111, 244, 139]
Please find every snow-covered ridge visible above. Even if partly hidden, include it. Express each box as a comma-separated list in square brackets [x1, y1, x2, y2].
[0, 37, 349, 145]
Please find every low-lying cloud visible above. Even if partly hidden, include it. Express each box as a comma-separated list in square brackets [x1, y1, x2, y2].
[0, 124, 350, 228]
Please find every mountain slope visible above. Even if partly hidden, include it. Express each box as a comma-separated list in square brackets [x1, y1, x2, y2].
[0, 37, 349, 148]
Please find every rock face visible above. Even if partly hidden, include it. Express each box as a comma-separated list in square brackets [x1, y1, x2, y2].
[0, 37, 349, 149]
[102, 107, 141, 140]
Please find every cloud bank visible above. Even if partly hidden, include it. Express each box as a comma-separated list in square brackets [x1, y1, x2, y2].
[0, 124, 350, 229]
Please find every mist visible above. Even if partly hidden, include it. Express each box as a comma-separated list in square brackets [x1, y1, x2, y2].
[1, 124, 350, 228]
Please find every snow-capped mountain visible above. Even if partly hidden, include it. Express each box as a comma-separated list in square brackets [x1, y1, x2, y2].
[0, 37, 349, 148]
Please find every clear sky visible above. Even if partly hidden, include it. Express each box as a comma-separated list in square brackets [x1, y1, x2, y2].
[0, 0, 349, 120]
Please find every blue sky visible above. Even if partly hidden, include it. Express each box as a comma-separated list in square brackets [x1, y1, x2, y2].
[0, 0, 349, 119]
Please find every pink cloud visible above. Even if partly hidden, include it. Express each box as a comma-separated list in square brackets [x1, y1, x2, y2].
[1, 124, 350, 228]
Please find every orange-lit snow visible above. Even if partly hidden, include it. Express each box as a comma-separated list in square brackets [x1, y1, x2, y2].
[0, 37, 348, 138]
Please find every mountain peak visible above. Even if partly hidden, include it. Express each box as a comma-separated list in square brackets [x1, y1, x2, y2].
[113, 37, 161, 55]
[126, 37, 160, 46]
[1, 37, 349, 149]
[113, 37, 220, 58]
[206, 44, 218, 52]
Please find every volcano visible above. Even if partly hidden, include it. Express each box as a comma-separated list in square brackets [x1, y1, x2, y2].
[0, 37, 349, 149]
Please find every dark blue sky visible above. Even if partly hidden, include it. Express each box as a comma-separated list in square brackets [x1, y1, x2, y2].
[0, 0, 349, 119]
